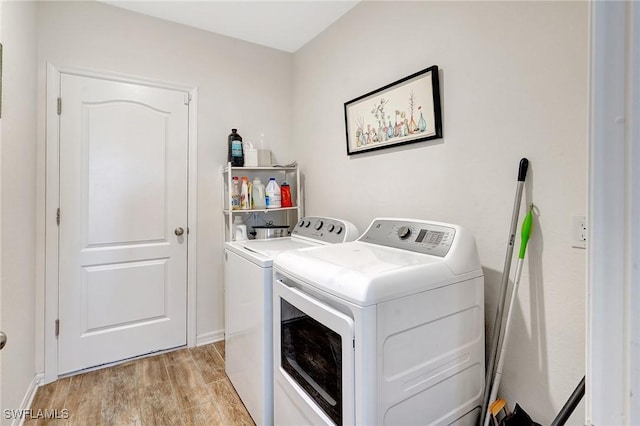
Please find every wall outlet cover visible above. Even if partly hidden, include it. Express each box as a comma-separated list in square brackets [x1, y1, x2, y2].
[572, 216, 586, 249]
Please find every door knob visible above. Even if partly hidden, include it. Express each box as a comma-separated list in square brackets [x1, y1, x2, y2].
[0, 331, 6, 350]
[175, 227, 185, 236]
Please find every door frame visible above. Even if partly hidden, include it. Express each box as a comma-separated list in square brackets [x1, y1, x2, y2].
[42, 64, 198, 384]
[587, 1, 640, 424]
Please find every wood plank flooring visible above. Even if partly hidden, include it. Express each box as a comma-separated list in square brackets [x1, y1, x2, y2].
[27, 341, 254, 426]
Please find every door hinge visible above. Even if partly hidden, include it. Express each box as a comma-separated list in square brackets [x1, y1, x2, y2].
[55, 319, 60, 337]
[57, 97, 62, 115]
[56, 208, 60, 226]
[184, 93, 191, 105]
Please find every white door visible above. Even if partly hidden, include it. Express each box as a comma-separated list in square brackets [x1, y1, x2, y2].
[58, 73, 189, 374]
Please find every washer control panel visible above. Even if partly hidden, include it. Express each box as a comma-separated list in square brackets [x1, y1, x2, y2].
[359, 219, 456, 257]
[292, 216, 350, 243]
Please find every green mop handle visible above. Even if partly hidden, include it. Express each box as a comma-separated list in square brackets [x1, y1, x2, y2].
[518, 204, 534, 259]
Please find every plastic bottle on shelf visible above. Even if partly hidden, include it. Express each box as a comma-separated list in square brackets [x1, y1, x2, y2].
[228, 129, 244, 167]
[232, 216, 248, 241]
[231, 176, 240, 210]
[252, 177, 266, 209]
[258, 133, 271, 166]
[265, 177, 281, 209]
[240, 176, 250, 209]
[244, 141, 258, 167]
[280, 182, 292, 207]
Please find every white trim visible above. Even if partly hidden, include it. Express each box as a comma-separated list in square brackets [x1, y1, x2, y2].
[627, 3, 640, 424]
[48, 64, 198, 94]
[43, 64, 198, 384]
[0, 12, 3, 416]
[187, 88, 198, 348]
[587, 1, 626, 423]
[625, 2, 640, 425]
[587, 1, 639, 424]
[12, 373, 44, 426]
[43, 63, 60, 384]
[196, 330, 224, 346]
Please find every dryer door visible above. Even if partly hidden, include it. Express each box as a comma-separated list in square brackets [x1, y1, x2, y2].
[274, 277, 355, 426]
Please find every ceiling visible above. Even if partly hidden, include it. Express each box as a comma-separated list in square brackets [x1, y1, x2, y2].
[101, 1, 361, 53]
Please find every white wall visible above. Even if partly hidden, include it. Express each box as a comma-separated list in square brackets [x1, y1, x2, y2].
[1, 0, 38, 421]
[292, 1, 587, 424]
[36, 1, 293, 370]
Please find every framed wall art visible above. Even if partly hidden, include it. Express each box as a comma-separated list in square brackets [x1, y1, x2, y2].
[344, 65, 442, 156]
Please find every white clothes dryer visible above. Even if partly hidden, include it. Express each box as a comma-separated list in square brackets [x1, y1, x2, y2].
[224, 216, 359, 426]
[273, 218, 485, 426]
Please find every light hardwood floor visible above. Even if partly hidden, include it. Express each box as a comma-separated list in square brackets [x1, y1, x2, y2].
[27, 341, 255, 425]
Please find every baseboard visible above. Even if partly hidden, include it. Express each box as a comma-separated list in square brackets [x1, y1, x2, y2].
[11, 372, 43, 426]
[196, 329, 224, 346]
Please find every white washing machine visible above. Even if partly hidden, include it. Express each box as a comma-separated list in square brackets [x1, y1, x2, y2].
[224, 216, 359, 426]
[273, 218, 485, 426]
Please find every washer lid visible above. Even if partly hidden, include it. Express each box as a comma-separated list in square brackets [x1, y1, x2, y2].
[274, 241, 481, 306]
[225, 237, 317, 267]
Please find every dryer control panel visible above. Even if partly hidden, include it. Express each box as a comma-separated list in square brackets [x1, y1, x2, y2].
[291, 216, 358, 244]
[359, 219, 456, 257]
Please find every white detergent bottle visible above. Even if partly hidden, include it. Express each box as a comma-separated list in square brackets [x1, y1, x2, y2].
[232, 216, 247, 241]
[252, 177, 266, 209]
[265, 177, 281, 209]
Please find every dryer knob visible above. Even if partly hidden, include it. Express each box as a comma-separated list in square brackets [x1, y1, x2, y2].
[335, 226, 343, 235]
[304, 220, 311, 227]
[314, 220, 323, 230]
[397, 226, 411, 239]
[298, 220, 305, 227]
[327, 224, 335, 232]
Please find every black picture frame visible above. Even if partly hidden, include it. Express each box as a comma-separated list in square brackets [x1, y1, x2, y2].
[344, 65, 442, 156]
